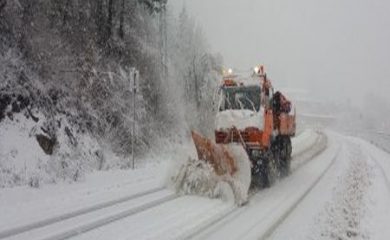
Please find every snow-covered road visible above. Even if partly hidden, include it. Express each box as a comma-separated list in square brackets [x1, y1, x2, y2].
[0, 167, 167, 239]
[1, 129, 389, 240]
[270, 134, 390, 240]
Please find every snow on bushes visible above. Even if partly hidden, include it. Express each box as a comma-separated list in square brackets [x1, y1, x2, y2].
[0, 112, 105, 188]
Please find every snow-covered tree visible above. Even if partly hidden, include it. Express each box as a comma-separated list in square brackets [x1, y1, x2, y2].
[0, 0, 222, 186]
[168, 7, 222, 135]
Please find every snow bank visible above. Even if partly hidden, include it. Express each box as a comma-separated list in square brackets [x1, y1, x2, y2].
[225, 144, 251, 204]
[0, 112, 116, 188]
[168, 143, 251, 206]
[292, 129, 319, 156]
[215, 109, 264, 131]
[0, 113, 50, 187]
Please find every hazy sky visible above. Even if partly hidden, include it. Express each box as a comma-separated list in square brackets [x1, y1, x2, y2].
[169, 0, 390, 106]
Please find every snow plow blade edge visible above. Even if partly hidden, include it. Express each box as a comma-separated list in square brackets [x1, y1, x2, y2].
[191, 131, 237, 176]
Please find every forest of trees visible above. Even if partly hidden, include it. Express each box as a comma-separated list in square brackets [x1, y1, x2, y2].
[0, 0, 222, 184]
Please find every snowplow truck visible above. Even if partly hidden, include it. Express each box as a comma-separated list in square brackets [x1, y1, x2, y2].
[192, 67, 296, 187]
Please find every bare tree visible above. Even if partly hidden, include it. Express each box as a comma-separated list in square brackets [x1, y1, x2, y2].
[118, 0, 125, 39]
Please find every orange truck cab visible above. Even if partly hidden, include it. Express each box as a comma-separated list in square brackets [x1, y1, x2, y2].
[214, 71, 296, 186]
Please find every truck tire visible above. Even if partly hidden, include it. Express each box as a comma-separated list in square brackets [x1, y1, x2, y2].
[279, 136, 291, 177]
[263, 150, 278, 188]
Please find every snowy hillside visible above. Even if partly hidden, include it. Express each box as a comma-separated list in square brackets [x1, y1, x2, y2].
[0, 1, 221, 187]
[1, 0, 390, 239]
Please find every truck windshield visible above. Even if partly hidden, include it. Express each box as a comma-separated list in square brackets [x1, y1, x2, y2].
[219, 86, 261, 112]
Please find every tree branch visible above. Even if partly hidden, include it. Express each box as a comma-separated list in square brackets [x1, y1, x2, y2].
[0, 0, 6, 13]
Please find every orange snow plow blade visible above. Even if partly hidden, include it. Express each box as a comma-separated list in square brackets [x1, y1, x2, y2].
[191, 131, 237, 176]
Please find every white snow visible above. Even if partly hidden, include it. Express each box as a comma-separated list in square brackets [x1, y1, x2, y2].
[291, 128, 319, 156]
[0, 112, 109, 188]
[169, 129, 317, 206]
[168, 143, 251, 206]
[225, 143, 251, 204]
[192, 130, 339, 240]
[70, 196, 233, 240]
[215, 109, 264, 131]
[0, 129, 316, 238]
[270, 133, 390, 240]
[169, 158, 222, 199]
[5, 189, 175, 240]
[0, 113, 50, 187]
[0, 162, 169, 236]
[2, 129, 390, 240]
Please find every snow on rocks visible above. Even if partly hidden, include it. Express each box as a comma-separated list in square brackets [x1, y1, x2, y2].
[0, 111, 108, 188]
[0, 112, 50, 187]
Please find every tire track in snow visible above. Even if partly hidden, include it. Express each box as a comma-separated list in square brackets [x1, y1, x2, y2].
[290, 131, 327, 172]
[368, 153, 390, 194]
[188, 132, 330, 240]
[0, 187, 175, 240]
[255, 133, 335, 240]
[150, 130, 326, 240]
[1, 130, 326, 240]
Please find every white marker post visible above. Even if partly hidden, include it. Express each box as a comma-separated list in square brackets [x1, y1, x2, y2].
[130, 68, 139, 169]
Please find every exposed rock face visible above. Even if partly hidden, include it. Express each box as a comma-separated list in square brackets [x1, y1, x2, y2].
[0, 93, 32, 122]
[36, 134, 56, 155]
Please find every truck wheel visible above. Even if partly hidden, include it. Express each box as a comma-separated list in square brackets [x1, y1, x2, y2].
[279, 136, 292, 177]
[251, 158, 264, 188]
[263, 150, 278, 188]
